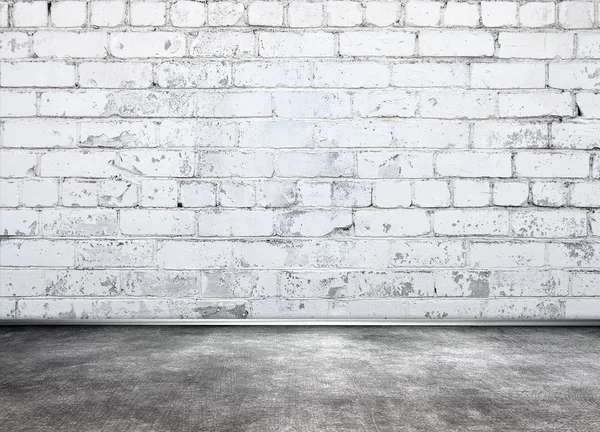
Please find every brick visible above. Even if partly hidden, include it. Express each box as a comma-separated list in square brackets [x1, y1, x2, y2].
[296, 181, 332, 206]
[519, 2, 555, 27]
[325, 1, 363, 27]
[118, 90, 195, 117]
[40, 90, 117, 117]
[471, 63, 546, 89]
[259, 31, 334, 57]
[436, 152, 512, 177]
[110, 32, 185, 58]
[358, 151, 434, 178]
[511, 210, 587, 238]
[497, 33, 573, 59]
[218, 180, 256, 207]
[314, 62, 389, 88]
[2, 120, 77, 148]
[51, 1, 87, 27]
[288, 2, 323, 27]
[315, 120, 392, 148]
[0, 2, 7, 27]
[141, 179, 178, 207]
[121, 209, 195, 235]
[391, 62, 468, 88]
[365, 2, 400, 27]
[565, 299, 600, 318]
[393, 120, 470, 149]
[234, 61, 312, 87]
[240, 120, 314, 148]
[577, 33, 600, 58]
[19, 299, 94, 319]
[197, 209, 275, 236]
[419, 31, 494, 57]
[0, 180, 19, 207]
[256, 180, 297, 207]
[159, 120, 236, 148]
[198, 150, 274, 177]
[493, 182, 529, 207]
[273, 91, 351, 118]
[123, 270, 200, 296]
[404, 2, 441, 27]
[331, 181, 371, 207]
[0, 239, 75, 267]
[197, 91, 271, 117]
[0, 91, 37, 117]
[21, 179, 58, 207]
[413, 180, 451, 207]
[0, 151, 37, 177]
[79, 62, 153, 88]
[277, 151, 355, 178]
[472, 122, 548, 149]
[130, 1, 167, 26]
[572, 272, 600, 295]
[90, 1, 126, 26]
[248, 2, 284, 26]
[79, 120, 156, 148]
[179, 181, 217, 207]
[157, 62, 230, 88]
[576, 93, 600, 118]
[470, 241, 546, 268]
[34, 31, 107, 58]
[492, 270, 568, 296]
[570, 182, 600, 207]
[207, 2, 245, 26]
[99, 180, 139, 207]
[434, 209, 509, 236]
[453, 180, 490, 207]
[44, 269, 120, 296]
[372, 180, 412, 208]
[444, 3, 479, 27]
[481, 2, 517, 27]
[339, 31, 415, 57]
[0, 269, 45, 296]
[190, 31, 254, 57]
[532, 181, 568, 207]
[0, 61, 75, 87]
[549, 63, 600, 90]
[170, 1, 206, 27]
[62, 179, 98, 207]
[0, 32, 30, 58]
[548, 242, 600, 267]
[158, 240, 232, 269]
[355, 209, 430, 236]
[77, 240, 154, 268]
[354, 90, 418, 117]
[40, 151, 118, 178]
[275, 209, 352, 236]
[13, 1, 47, 27]
[558, 2, 594, 29]
[0, 209, 39, 236]
[41, 209, 118, 236]
[420, 90, 496, 119]
[514, 152, 590, 178]
[498, 92, 573, 117]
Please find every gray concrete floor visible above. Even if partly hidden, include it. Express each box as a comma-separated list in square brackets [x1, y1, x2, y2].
[0, 326, 599, 432]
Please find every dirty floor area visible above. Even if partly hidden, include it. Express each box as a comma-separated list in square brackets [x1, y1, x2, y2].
[1, 326, 599, 432]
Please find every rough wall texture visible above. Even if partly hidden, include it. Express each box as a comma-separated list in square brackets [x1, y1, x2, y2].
[0, 0, 599, 320]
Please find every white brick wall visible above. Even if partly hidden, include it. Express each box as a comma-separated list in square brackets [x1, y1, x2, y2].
[0, 0, 599, 321]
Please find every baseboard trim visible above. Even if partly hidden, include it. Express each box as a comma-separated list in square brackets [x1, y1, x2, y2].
[0, 319, 599, 326]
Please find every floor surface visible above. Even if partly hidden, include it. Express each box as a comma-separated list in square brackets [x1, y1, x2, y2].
[1, 326, 599, 432]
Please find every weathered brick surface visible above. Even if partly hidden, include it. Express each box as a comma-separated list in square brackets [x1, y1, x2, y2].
[0, 0, 598, 320]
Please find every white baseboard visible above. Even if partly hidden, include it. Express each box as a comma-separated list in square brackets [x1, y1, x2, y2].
[0, 319, 599, 326]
